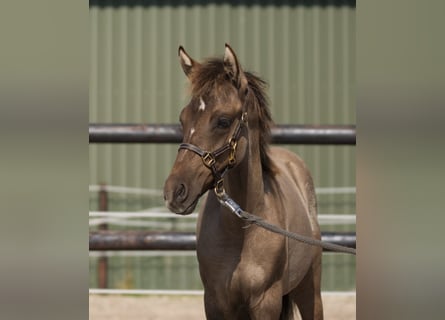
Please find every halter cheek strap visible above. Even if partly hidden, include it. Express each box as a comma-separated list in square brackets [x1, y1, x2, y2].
[178, 111, 248, 195]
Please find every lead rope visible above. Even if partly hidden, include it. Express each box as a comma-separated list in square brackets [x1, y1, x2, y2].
[215, 188, 357, 255]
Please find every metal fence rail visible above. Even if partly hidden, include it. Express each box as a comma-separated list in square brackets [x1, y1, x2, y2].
[89, 124, 356, 145]
[89, 231, 356, 252]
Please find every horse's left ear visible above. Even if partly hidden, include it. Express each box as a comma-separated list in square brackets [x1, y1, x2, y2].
[224, 44, 248, 93]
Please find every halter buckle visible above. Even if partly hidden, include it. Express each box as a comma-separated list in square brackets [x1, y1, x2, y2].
[228, 138, 238, 166]
[202, 152, 216, 167]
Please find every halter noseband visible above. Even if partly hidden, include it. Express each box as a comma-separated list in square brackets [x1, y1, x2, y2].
[178, 111, 248, 196]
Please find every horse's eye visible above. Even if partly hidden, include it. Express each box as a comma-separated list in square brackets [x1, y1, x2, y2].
[217, 118, 232, 129]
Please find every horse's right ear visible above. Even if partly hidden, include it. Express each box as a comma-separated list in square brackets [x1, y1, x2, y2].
[178, 46, 197, 78]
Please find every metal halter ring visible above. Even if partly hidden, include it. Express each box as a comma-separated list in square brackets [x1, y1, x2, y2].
[214, 179, 225, 196]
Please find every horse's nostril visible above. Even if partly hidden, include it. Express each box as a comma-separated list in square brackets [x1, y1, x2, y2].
[175, 183, 187, 201]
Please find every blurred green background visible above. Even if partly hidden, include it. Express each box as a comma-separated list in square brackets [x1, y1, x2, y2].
[0, 2, 88, 320]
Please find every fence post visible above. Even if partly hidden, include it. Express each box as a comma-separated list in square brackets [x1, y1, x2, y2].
[98, 184, 108, 288]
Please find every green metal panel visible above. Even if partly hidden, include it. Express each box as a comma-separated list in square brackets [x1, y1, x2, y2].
[90, 1, 355, 291]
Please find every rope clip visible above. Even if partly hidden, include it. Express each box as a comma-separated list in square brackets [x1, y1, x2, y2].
[217, 194, 244, 219]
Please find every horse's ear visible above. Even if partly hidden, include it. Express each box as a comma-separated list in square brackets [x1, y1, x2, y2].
[178, 46, 197, 78]
[223, 43, 248, 92]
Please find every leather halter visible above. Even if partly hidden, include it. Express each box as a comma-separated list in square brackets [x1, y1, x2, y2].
[178, 111, 248, 196]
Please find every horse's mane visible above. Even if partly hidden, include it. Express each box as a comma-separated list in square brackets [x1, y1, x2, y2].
[189, 58, 274, 174]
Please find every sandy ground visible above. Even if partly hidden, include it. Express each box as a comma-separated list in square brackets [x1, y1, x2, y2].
[89, 294, 355, 319]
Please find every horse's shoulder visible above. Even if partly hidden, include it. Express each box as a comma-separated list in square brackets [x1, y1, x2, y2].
[267, 146, 316, 213]
[268, 146, 309, 173]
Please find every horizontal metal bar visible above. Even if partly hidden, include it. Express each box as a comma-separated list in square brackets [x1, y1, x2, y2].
[89, 124, 356, 145]
[89, 231, 197, 251]
[271, 125, 356, 145]
[88, 184, 356, 195]
[89, 231, 356, 252]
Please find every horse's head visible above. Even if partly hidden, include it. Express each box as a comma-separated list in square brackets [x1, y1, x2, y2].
[164, 44, 250, 215]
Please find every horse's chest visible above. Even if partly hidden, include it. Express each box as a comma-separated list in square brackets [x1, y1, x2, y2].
[198, 238, 284, 297]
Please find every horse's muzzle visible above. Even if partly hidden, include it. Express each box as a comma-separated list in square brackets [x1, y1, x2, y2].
[164, 177, 199, 215]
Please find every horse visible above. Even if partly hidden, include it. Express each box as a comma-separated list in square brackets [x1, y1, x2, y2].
[164, 44, 323, 320]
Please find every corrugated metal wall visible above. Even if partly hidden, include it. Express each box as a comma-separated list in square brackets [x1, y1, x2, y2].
[89, 0, 355, 291]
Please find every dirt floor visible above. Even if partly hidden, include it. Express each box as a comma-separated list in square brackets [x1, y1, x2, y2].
[89, 293, 355, 319]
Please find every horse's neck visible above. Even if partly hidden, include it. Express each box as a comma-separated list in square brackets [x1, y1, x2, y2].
[224, 129, 265, 214]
